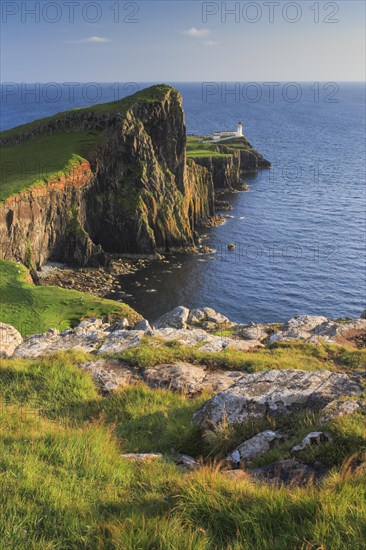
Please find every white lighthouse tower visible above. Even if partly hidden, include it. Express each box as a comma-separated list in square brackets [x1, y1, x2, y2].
[236, 122, 243, 137]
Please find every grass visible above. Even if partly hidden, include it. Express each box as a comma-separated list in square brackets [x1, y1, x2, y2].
[115, 337, 366, 374]
[0, 260, 140, 337]
[186, 135, 232, 159]
[0, 85, 175, 202]
[186, 135, 253, 160]
[0, 350, 366, 549]
[0, 132, 103, 202]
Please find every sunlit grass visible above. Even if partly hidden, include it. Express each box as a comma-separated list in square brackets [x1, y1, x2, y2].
[1, 349, 365, 548]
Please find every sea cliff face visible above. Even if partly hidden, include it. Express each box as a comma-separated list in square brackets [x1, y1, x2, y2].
[188, 137, 271, 191]
[0, 85, 270, 268]
[0, 86, 214, 267]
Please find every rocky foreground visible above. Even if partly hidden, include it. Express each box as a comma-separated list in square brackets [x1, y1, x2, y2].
[1, 306, 365, 484]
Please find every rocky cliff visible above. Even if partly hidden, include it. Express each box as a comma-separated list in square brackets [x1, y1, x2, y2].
[0, 86, 270, 268]
[187, 135, 271, 191]
[0, 86, 215, 268]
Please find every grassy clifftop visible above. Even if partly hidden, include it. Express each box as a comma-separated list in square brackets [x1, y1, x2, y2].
[0, 260, 140, 336]
[186, 135, 256, 159]
[0, 85, 175, 203]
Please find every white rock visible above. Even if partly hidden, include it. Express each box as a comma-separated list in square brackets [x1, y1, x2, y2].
[14, 329, 104, 358]
[320, 399, 361, 424]
[192, 369, 364, 430]
[237, 324, 268, 341]
[174, 453, 199, 470]
[227, 431, 284, 465]
[153, 306, 190, 329]
[143, 362, 243, 395]
[0, 323, 23, 358]
[74, 318, 104, 333]
[187, 307, 230, 327]
[284, 315, 329, 333]
[97, 330, 145, 355]
[79, 359, 140, 393]
[291, 431, 332, 452]
[134, 319, 152, 332]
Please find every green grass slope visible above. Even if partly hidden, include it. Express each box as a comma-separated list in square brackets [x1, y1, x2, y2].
[0, 260, 140, 336]
[186, 135, 231, 159]
[0, 132, 103, 202]
[0, 350, 365, 549]
[0, 85, 174, 203]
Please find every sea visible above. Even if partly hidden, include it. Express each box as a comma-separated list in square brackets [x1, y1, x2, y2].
[1, 82, 365, 323]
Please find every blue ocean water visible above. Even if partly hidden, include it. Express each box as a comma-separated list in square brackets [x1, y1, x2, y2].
[1, 82, 365, 322]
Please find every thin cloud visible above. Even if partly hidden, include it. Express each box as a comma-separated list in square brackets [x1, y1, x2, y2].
[182, 27, 210, 38]
[65, 36, 111, 44]
[204, 40, 220, 47]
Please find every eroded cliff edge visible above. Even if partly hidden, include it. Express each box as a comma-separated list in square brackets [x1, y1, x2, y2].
[0, 85, 267, 268]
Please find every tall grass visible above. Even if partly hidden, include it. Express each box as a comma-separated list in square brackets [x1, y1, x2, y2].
[1, 351, 365, 549]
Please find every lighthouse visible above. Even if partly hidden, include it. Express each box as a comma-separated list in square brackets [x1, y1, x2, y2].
[236, 122, 243, 137]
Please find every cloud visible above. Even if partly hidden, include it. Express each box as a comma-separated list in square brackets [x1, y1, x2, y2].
[65, 36, 111, 44]
[182, 27, 210, 38]
[204, 40, 220, 47]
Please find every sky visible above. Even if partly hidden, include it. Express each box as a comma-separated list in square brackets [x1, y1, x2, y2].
[1, 0, 365, 82]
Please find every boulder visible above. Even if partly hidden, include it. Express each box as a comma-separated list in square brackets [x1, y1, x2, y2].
[319, 399, 361, 424]
[79, 359, 140, 393]
[192, 369, 364, 430]
[236, 324, 268, 342]
[78, 359, 244, 395]
[150, 327, 261, 353]
[111, 318, 130, 331]
[269, 315, 331, 343]
[188, 307, 231, 328]
[143, 362, 243, 395]
[227, 431, 284, 466]
[318, 319, 366, 340]
[361, 310, 366, 320]
[14, 326, 109, 358]
[284, 315, 329, 333]
[97, 330, 145, 355]
[0, 323, 23, 358]
[291, 432, 332, 453]
[153, 306, 190, 329]
[74, 318, 106, 333]
[134, 319, 152, 332]
[173, 453, 199, 471]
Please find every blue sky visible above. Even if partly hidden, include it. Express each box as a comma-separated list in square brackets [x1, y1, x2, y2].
[1, 1, 365, 82]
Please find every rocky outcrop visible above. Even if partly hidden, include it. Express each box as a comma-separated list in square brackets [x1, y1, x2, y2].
[269, 315, 366, 345]
[12, 319, 261, 360]
[80, 359, 244, 395]
[192, 369, 364, 430]
[191, 137, 271, 191]
[319, 399, 362, 424]
[0, 86, 215, 268]
[153, 306, 232, 331]
[192, 154, 241, 191]
[227, 431, 284, 466]
[0, 323, 23, 358]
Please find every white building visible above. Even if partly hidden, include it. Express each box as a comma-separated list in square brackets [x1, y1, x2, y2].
[212, 122, 243, 142]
